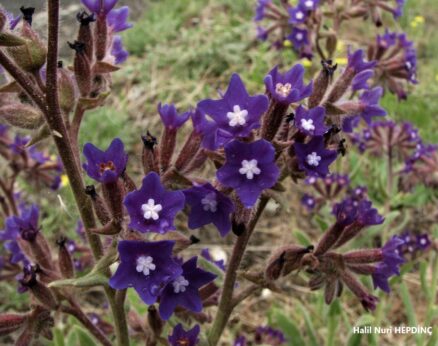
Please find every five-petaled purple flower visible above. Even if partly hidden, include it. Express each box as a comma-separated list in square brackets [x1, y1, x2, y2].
[288, 28, 309, 49]
[5, 205, 40, 242]
[264, 65, 313, 105]
[184, 183, 235, 237]
[217, 140, 280, 207]
[357, 87, 387, 125]
[124, 172, 185, 234]
[198, 74, 268, 139]
[158, 103, 191, 130]
[168, 323, 200, 346]
[288, 6, 308, 24]
[372, 236, 405, 293]
[159, 256, 216, 320]
[294, 136, 337, 177]
[347, 49, 376, 74]
[294, 106, 327, 136]
[81, 0, 118, 15]
[83, 137, 128, 184]
[254, 0, 272, 21]
[109, 240, 182, 304]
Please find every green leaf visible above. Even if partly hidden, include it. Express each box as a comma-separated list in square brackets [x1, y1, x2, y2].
[74, 326, 97, 346]
[293, 230, 312, 247]
[296, 301, 319, 346]
[53, 328, 65, 346]
[272, 309, 305, 346]
[48, 272, 108, 288]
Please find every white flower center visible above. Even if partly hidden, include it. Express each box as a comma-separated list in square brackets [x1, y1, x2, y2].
[136, 256, 156, 276]
[295, 11, 304, 20]
[201, 192, 218, 212]
[172, 275, 189, 293]
[227, 105, 248, 127]
[141, 198, 163, 220]
[420, 238, 427, 245]
[306, 152, 321, 166]
[295, 33, 304, 41]
[239, 159, 261, 179]
[406, 61, 412, 70]
[408, 246, 414, 252]
[300, 118, 315, 131]
[275, 83, 292, 97]
[304, 0, 314, 8]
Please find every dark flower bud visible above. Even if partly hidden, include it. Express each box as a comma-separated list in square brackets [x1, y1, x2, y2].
[147, 305, 163, 337]
[57, 64, 76, 114]
[309, 60, 337, 108]
[141, 132, 159, 174]
[95, 14, 107, 61]
[85, 185, 111, 225]
[339, 270, 378, 311]
[20, 7, 35, 25]
[68, 40, 91, 97]
[308, 274, 325, 290]
[121, 171, 137, 192]
[324, 276, 341, 304]
[102, 180, 124, 222]
[0, 104, 44, 130]
[0, 313, 27, 336]
[18, 267, 58, 310]
[76, 11, 95, 61]
[56, 237, 75, 278]
[265, 245, 312, 281]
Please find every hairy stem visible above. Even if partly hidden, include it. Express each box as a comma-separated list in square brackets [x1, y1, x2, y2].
[208, 197, 269, 345]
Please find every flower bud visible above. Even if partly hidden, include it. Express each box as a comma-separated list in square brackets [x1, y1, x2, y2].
[0, 32, 26, 47]
[324, 276, 341, 304]
[265, 245, 312, 281]
[0, 313, 27, 336]
[76, 11, 95, 61]
[56, 237, 75, 278]
[141, 132, 159, 174]
[0, 104, 44, 129]
[57, 61, 76, 114]
[18, 268, 58, 310]
[6, 19, 47, 72]
[102, 180, 124, 222]
[85, 185, 111, 225]
[95, 14, 107, 61]
[308, 60, 337, 108]
[68, 41, 92, 97]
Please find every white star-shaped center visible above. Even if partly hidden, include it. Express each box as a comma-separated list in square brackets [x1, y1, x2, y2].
[239, 159, 261, 179]
[136, 256, 156, 276]
[201, 192, 218, 212]
[141, 198, 162, 220]
[172, 275, 190, 293]
[227, 105, 248, 127]
[306, 152, 321, 166]
[301, 118, 315, 131]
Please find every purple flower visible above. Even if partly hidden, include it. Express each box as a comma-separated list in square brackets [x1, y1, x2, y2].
[4, 240, 28, 265]
[201, 248, 225, 271]
[299, 0, 319, 10]
[256, 26, 268, 41]
[124, 172, 185, 234]
[255, 326, 286, 345]
[254, 0, 272, 21]
[190, 108, 218, 148]
[198, 74, 268, 139]
[111, 36, 129, 64]
[301, 193, 316, 211]
[264, 65, 313, 105]
[377, 30, 397, 48]
[347, 49, 376, 73]
[372, 236, 405, 293]
[168, 324, 200, 346]
[159, 256, 216, 320]
[107, 6, 132, 32]
[294, 137, 337, 177]
[81, 0, 118, 15]
[294, 106, 327, 136]
[361, 294, 379, 311]
[158, 103, 191, 130]
[217, 140, 280, 207]
[109, 240, 182, 304]
[234, 335, 247, 346]
[288, 6, 308, 24]
[393, 0, 405, 18]
[83, 138, 128, 184]
[351, 69, 374, 91]
[357, 87, 387, 125]
[416, 234, 431, 250]
[288, 28, 309, 49]
[10, 135, 30, 155]
[184, 183, 235, 237]
[6, 205, 40, 242]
